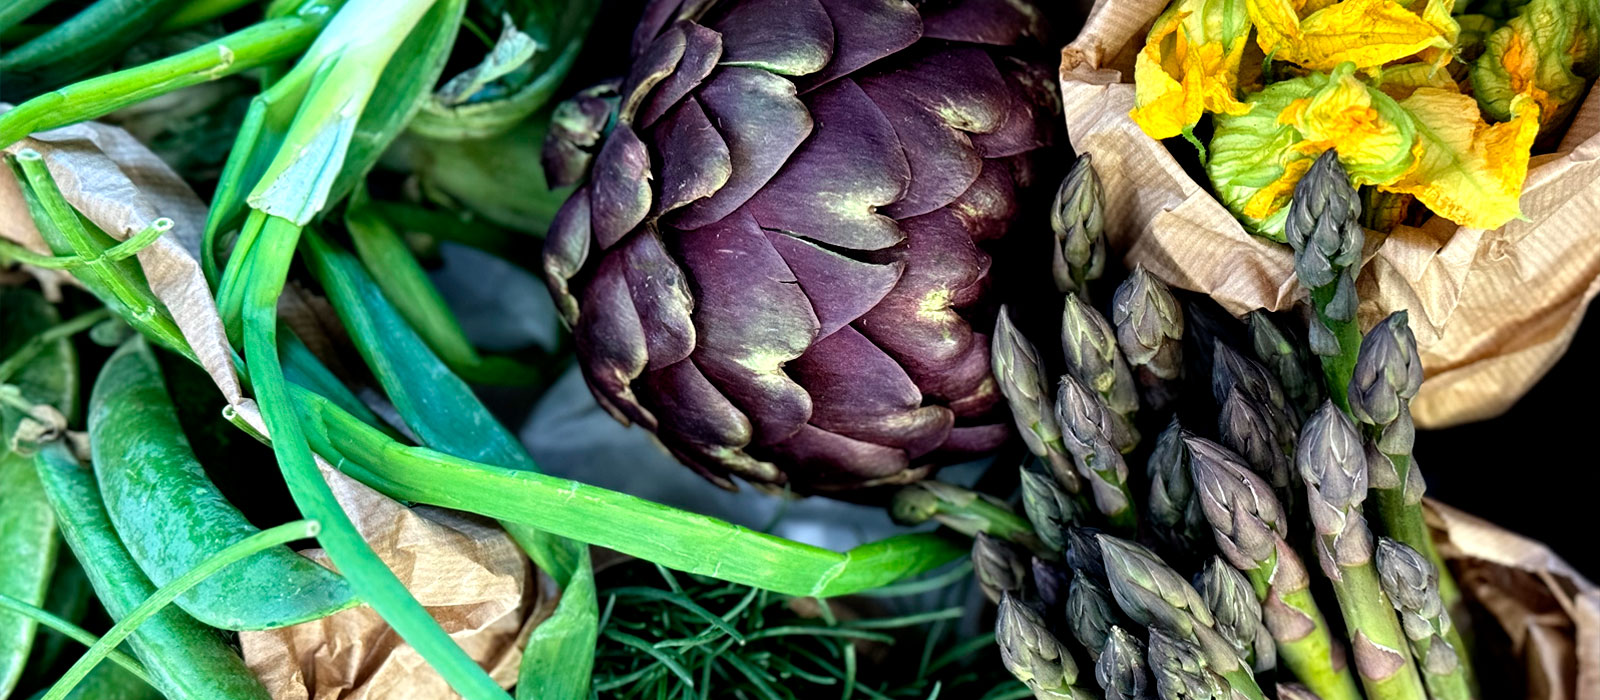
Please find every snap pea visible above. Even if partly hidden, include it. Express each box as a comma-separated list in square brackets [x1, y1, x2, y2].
[0, 287, 74, 699]
[31, 442, 271, 700]
[0, 453, 57, 699]
[0, 0, 193, 94]
[89, 338, 357, 630]
[19, 553, 94, 690]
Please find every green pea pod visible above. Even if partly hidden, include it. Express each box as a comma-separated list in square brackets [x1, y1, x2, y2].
[25, 661, 161, 700]
[32, 442, 271, 700]
[0, 0, 193, 95]
[0, 453, 57, 698]
[0, 287, 75, 698]
[19, 552, 94, 690]
[89, 338, 358, 631]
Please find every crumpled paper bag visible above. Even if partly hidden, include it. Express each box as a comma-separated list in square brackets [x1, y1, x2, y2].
[1058, 0, 1600, 428]
[1430, 500, 1600, 700]
[0, 116, 543, 699]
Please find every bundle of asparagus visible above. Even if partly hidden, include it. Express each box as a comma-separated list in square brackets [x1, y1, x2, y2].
[899, 152, 1477, 700]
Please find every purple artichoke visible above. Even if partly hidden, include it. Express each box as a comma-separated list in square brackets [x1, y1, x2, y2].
[543, 0, 1059, 492]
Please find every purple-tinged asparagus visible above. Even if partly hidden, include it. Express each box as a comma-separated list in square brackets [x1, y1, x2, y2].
[974, 532, 1028, 605]
[1216, 387, 1297, 514]
[1057, 375, 1137, 530]
[1062, 293, 1140, 447]
[1051, 155, 1107, 297]
[1285, 151, 1363, 409]
[1147, 628, 1232, 700]
[1067, 573, 1124, 662]
[1247, 310, 1321, 417]
[1112, 266, 1183, 411]
[1022, 461, 1089, 553]
[1186, 435, 1362, 700]
[1098, 536, 1267, 700]
[1065, 526, 1108, 585]
[1298, 402, 1425, 700]
[1193, 557, 1273, 673]
[1097, 626, 1154, 700]
[998, 593, 1099, 700]
[1146, 419, 1208, 554]
[1376, 538, 1473, 700]
[996, 306, 1084, 494]
[1348, 311, 1470, 673]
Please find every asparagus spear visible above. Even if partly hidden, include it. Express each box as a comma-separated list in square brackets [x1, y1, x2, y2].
[892, 480, 1043, 551]
[1067, 572, 1125, 662]
[1376, 538, 1473, 700]
[1285, 151, 1364, 410]
[1298, 402, 1426, 700]
[998, 593, 1101, 700]
[1147, 628, 1233, 700]
[1212, 342, 1300, 439]
[1112, 265, 1184, 412]
[1062, 294, 1140, 448]
[1193, 557, 1273, 673]
[1065, 526, 1108, 585]
[1097, 626, 1154, 700]
[1057, 375, 1138, 530]
[1216, 386, 1297, 515]
[1186, 435, 1363, 700]
[1277, 683, 1325, 700]
[1098, 536, 1267, 700]
[1348, 311, 1471, 669]
[1145, 419, 1209, 554]
[1035, 557, 1072, 615]
[995, 306, 1084, 494]
[974, 532, 1029, 604]
[1247, 310, 1321, 417]
[1051, 155, 1107, 297]
[1022, 461, 1090, 553]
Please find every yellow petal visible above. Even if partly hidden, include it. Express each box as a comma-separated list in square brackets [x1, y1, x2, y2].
[1372, 62, 1461, 100]
[1282, 0, 1453, 70]
[1281, 65, 1416, 185]
[1246, 0, 1304, 57]
[1130, 0, 1255, 139]
[1384, 89, 1541, 229]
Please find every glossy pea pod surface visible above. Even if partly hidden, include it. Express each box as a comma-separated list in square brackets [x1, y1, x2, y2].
[0, 288, 73, 697]
[89, 338, 357, 630]
[32, 442, 271, 700]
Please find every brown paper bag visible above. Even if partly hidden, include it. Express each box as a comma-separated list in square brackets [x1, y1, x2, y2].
[0, 116, 543, 698]
[1057, 0, 1600, 428]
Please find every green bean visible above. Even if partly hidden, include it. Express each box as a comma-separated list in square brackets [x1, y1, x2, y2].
[89, 338, 358, 630]
[26, 661, 161, 700]
[42, 520, 320, 700]
[0, 1, 336, 147]
[0, 0, 194, 93]
[31, 442, 271, 700]
[0, 592, 152, 685]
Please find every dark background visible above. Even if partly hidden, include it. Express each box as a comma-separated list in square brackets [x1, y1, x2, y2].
[1416, 308, 1598, 575]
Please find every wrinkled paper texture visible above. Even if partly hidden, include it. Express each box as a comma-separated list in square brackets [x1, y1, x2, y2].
[1059, 0, 1600, 428]
[0, 116, 542, 699]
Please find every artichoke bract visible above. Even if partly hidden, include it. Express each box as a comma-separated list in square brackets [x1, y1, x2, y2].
[543, 0, 1059, 491]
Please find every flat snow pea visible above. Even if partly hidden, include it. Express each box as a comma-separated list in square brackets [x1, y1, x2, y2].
[31, 442, 271, 700]
[89, 338, 357, 630]
[0, 287, 74, 698]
